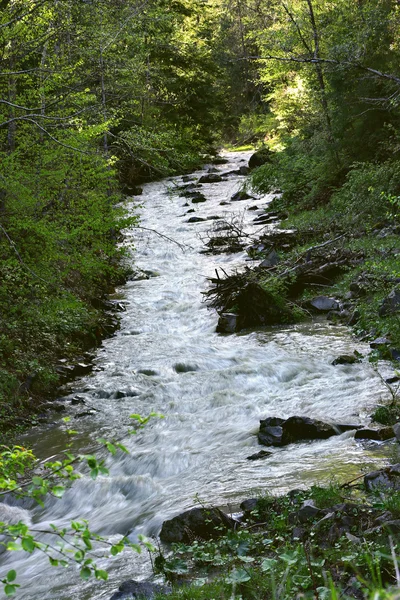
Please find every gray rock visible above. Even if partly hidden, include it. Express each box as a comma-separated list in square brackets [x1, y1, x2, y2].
[240, 498, 258, 514]
[379, 287, 400, 317]
[260, 250, 280, 268]
[187, 217, 206, 223]
[364, 464, 400, 491]
[296, 500, 320, 523]
[309, 296, 339, 312]
[109, 580, 170, 600]
[258, 417, 285, 446]
[160, 507, 236, 543]
[370, 337, 391, 349]
[216, 313, 238, 333]
[393, 423, 400, 442]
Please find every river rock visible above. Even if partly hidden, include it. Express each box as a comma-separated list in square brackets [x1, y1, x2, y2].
[364, 464, 400, 492]
[246, 450, 273, 461]
[332, 354, 360, 366]
[191, 193, 207, 203]
[309, 296, 339, 312]
[187, 216, 206, 223]
[231, 190, 254, 201]
[260, 250, 280, 268]
[239, 166, 250, 175]
[295, 500, 320, 524]
[216, 312, 238, 333]
[124, 185, 143, 196]
[159, 507, 236, 543]
[258, 417, 285, 446]
[212, 157, 229, 165]
[109, 580, 170, 600]
[258, 416, 357, 447]
[379, 287, 400, 317]
[198, 174, 222, 184]
[370, 336, 391, 349]
[248, 148, 272, 170]
[354, 427, 394, 441]
[393, 423, 400, 442]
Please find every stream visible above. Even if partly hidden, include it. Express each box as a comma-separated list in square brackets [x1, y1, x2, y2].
[1, 151, 394, 600]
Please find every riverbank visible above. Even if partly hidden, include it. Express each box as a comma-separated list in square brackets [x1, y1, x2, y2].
[138, 463, 400, 600]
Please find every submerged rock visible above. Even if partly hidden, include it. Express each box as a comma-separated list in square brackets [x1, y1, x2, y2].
[191, 193, 207, 203]
[187, 216, 206, 223]
[246, 450, 273, 461]
[160, 507, 236, 543]
[109, 580, 170, 600]
[198, 174, 222, 184]
[332, 354, 360, 366]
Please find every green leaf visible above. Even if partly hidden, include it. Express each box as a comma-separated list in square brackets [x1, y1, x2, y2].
[225, 568, 250, 584]
[6, 570, 16, 582]
[90, 468, 99, 480]
[51, 486, 65, 498]
[4, 584, 18, 596]
[6, 542, 22, 552]
[49, 558, 59, 567]
[261, 558, 278, 572]
[115, 443, 129, 454]
[32, 476, 43, 486]
[80, 567, 91, 580]
[94, 569, 108, 581]
[21, 537, 35, 553]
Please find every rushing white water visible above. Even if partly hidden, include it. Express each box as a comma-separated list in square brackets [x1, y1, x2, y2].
[1, 152, 394, 600]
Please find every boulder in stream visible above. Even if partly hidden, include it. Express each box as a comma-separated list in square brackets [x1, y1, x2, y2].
[332, 354, 361, 366]
[198, 173, 222, 184]
[354, 427, 394, 441]
[258, 416, 358, 447]
[216, 312, 238, 333]
[231, 190, 254, 201]
[160, 507, 236, 543]
[248, 148, 272, 170]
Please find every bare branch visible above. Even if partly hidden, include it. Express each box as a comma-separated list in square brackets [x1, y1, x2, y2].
[136, 226, 192, 252]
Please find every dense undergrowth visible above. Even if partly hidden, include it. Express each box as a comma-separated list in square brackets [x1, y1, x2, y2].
[152, 479, 400, 600]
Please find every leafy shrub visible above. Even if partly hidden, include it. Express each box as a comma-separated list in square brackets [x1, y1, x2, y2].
[331, 159, 400, 226]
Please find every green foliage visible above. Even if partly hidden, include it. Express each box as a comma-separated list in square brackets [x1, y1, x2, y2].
[331, 160, 400, 227]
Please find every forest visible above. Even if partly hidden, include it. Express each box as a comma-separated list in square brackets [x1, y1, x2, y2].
[1, 0, 400, 598]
